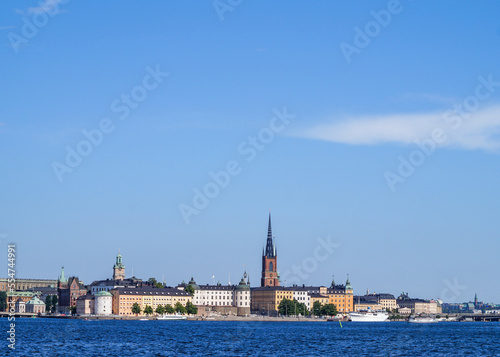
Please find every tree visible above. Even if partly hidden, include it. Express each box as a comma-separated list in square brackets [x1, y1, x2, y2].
[155, 282, 164, 289]
[143, 305, 153, 316]
[184, 285, 195, 296]
[51, 295, 58, 313]
[320, 304, 338, 317]
[165, 304, 175, 314]
[45, 296, 52, 313]
[312, 301, 322, 316]
[175, 302, 186, 314]
[148, 278, 158, 286]
[132, 303, 142, 315]
[0, 291, 7, 312]
[278, 299, 308, 316]
[69, 305, 77, 315]
[185, 301, 198, 315]
[155, 304, 166, 315]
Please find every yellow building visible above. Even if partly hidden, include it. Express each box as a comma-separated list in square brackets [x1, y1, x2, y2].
[111, 287, 192, 316]
[251, 287, 293, 314]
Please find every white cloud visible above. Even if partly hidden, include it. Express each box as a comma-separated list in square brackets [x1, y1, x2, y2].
[296, 105, 500, 152]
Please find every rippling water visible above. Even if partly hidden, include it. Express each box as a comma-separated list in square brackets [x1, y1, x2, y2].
[5, 319, 500, 356]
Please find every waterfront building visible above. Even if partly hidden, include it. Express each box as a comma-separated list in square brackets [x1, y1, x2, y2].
[89, 277, 150, 295]
[15, 297, 25, 313]
[95, 291, 113, 315]
[399, 307, 411, 315]
[6, 291, 33, 312]
[183, 273, 251, 316]
[111, 287, 192, 316]
[397, 293, 439, 314]
[291, 287, 311, 310]
[76, 292, 95, 315]
[252, 278, 354, 315]
[261, 213, 279, 287]
[57, 267, 87, 312]
[309, 293, 329, 307]
[112, 250, 126, 281]
[25, 297, 45, 314]
[0, 278, 57, 292]
[354, 292, 396, 312]
[353, 295, 382, 312]
[251, 286, 293, 315]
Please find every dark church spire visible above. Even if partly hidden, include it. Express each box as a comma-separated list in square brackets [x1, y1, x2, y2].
[265, 212, 276, 258]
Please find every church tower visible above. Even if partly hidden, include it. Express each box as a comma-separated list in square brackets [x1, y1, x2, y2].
[113, 250, 125, 281]
[261, 213, 279, 287]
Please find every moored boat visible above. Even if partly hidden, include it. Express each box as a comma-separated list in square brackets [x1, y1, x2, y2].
[349, 310, 389, 322]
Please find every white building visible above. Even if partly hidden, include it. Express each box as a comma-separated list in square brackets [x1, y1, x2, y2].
[292, 289, 311, 310]
[94, 291, 113, 315]
[181, 273, 251, 316]
[25, 297, 46, 314]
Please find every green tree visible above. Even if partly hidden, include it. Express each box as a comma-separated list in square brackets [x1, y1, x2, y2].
[312, 301, 322, 316]
[155, 282, 164, 288]
[155, 304, 166, 315]
[175, 302, 186, 314]
[148, 277, 158, 285]
[184, 285, 195, 296]
[51, 295, 58, 313]
[0, 291, 7, 312]
[45, 296, 52, 313]
[165, 304, 175, 314]
[143, 305, 153, 316]
[132, 302, 142, 315]
[320, 304, 338, 317]
[69, 305, 77, 315]
[279, 299, 308, 316]
[185, 301, 198, 315]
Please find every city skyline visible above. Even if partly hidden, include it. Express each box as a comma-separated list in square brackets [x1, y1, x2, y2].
[1, 1, 500, 303]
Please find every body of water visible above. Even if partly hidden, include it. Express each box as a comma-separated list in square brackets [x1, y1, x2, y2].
[5, 319, 500, 356]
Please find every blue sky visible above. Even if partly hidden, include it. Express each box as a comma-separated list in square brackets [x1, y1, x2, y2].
[1, 0, 500, 303]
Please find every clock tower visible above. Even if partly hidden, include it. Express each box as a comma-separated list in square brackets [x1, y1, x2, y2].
[113, 250, 125, 281]
[261, 213, 280, 287]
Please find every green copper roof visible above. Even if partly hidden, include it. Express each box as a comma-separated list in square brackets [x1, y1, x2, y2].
[26, 297, 44, 305]
[95, 291, 113, 297]
[188, 277, 200, 290]
[59, 266, 67, 283]
[235, 278, 250, 291]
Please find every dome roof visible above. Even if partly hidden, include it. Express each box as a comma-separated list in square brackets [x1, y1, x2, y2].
[26, 297, 44, 305]
[188, 277, 200, 290]
[235, 278, 250, 291]
[94, 291, 113, 297]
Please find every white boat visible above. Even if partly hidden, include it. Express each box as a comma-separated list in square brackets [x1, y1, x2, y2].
[349, 311, 389, 322]
[408, 317, 438, 323]
[157, 314, 187, 320]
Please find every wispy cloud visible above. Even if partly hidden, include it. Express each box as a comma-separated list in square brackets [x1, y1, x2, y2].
[295, 105, 500, 152]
